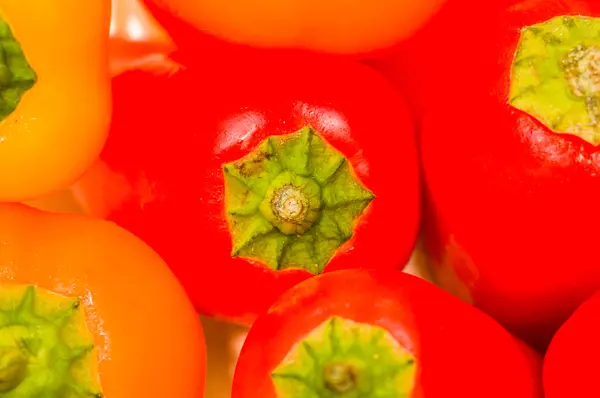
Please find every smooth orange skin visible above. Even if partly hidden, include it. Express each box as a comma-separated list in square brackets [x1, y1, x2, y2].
[147, 0, 446, 55]
[0, 1, 112, 202]
[0, 203, 206, 398]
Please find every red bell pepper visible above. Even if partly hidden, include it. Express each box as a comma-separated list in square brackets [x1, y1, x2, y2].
[544, 290, 600, 397]
[232, 269, 543, 398]
[379, 0, 600, 349]
[73, 51, 420, 326]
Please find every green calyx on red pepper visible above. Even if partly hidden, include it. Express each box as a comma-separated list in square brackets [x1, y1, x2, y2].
[223, 126, 374, 274]
[0, 285, 103, 397]
[271, 317, 416, 397]
[0, 16, 37, 122]
[509, 15, 600, 145]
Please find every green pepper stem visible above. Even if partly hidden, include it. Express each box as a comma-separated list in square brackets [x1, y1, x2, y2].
[260, 172, 322, 235]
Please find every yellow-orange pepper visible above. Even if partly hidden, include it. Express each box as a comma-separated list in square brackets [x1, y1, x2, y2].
[0, 1, 111, 202]
[144, 0, 446, 56]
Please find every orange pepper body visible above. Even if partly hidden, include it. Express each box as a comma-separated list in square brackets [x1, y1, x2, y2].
[0, 1, 112, 202]
[145, 0, 446, 56]
[0, 203, 206, 397]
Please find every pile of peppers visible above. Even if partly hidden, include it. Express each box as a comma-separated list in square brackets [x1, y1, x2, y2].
[2, 0, 600, 397]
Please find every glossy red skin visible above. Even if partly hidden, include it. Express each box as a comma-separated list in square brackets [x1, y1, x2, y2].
[378, 0, 600, 350]
[544, 291, 600, 397]
[232, 269, 543, 398]
[87, 52, 420, 325]
[367, 0, 518, 128]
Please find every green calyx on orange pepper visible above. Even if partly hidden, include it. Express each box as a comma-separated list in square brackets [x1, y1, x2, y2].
[0, 1, 112, 202]
[0, 203, 206, 398]
[0, 286, 102, 397]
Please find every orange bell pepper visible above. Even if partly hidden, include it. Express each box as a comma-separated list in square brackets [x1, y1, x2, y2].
[0, 1, 112, 202]
[0, 203, 206, 397]
[143, 0, 447, 56]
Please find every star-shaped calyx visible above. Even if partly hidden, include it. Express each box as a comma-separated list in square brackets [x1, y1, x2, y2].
[271, 317, 416, 398]
[223, 126, 375, 274]
[0, 285, 103, 397]
[0, 16, 37, 122]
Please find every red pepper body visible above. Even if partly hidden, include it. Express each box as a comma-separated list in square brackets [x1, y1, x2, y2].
[73, 52, 420, 325]
[374, 0, 600, 349]
[232, 269, 543, 398]
[544, 291, 600, 398]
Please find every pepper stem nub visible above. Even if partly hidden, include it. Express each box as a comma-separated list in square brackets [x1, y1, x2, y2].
[273, 186, 306, 221]
[323, 362, 357, 393]
[563, 45, 600, 98]
[260, 171, 322, 235]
